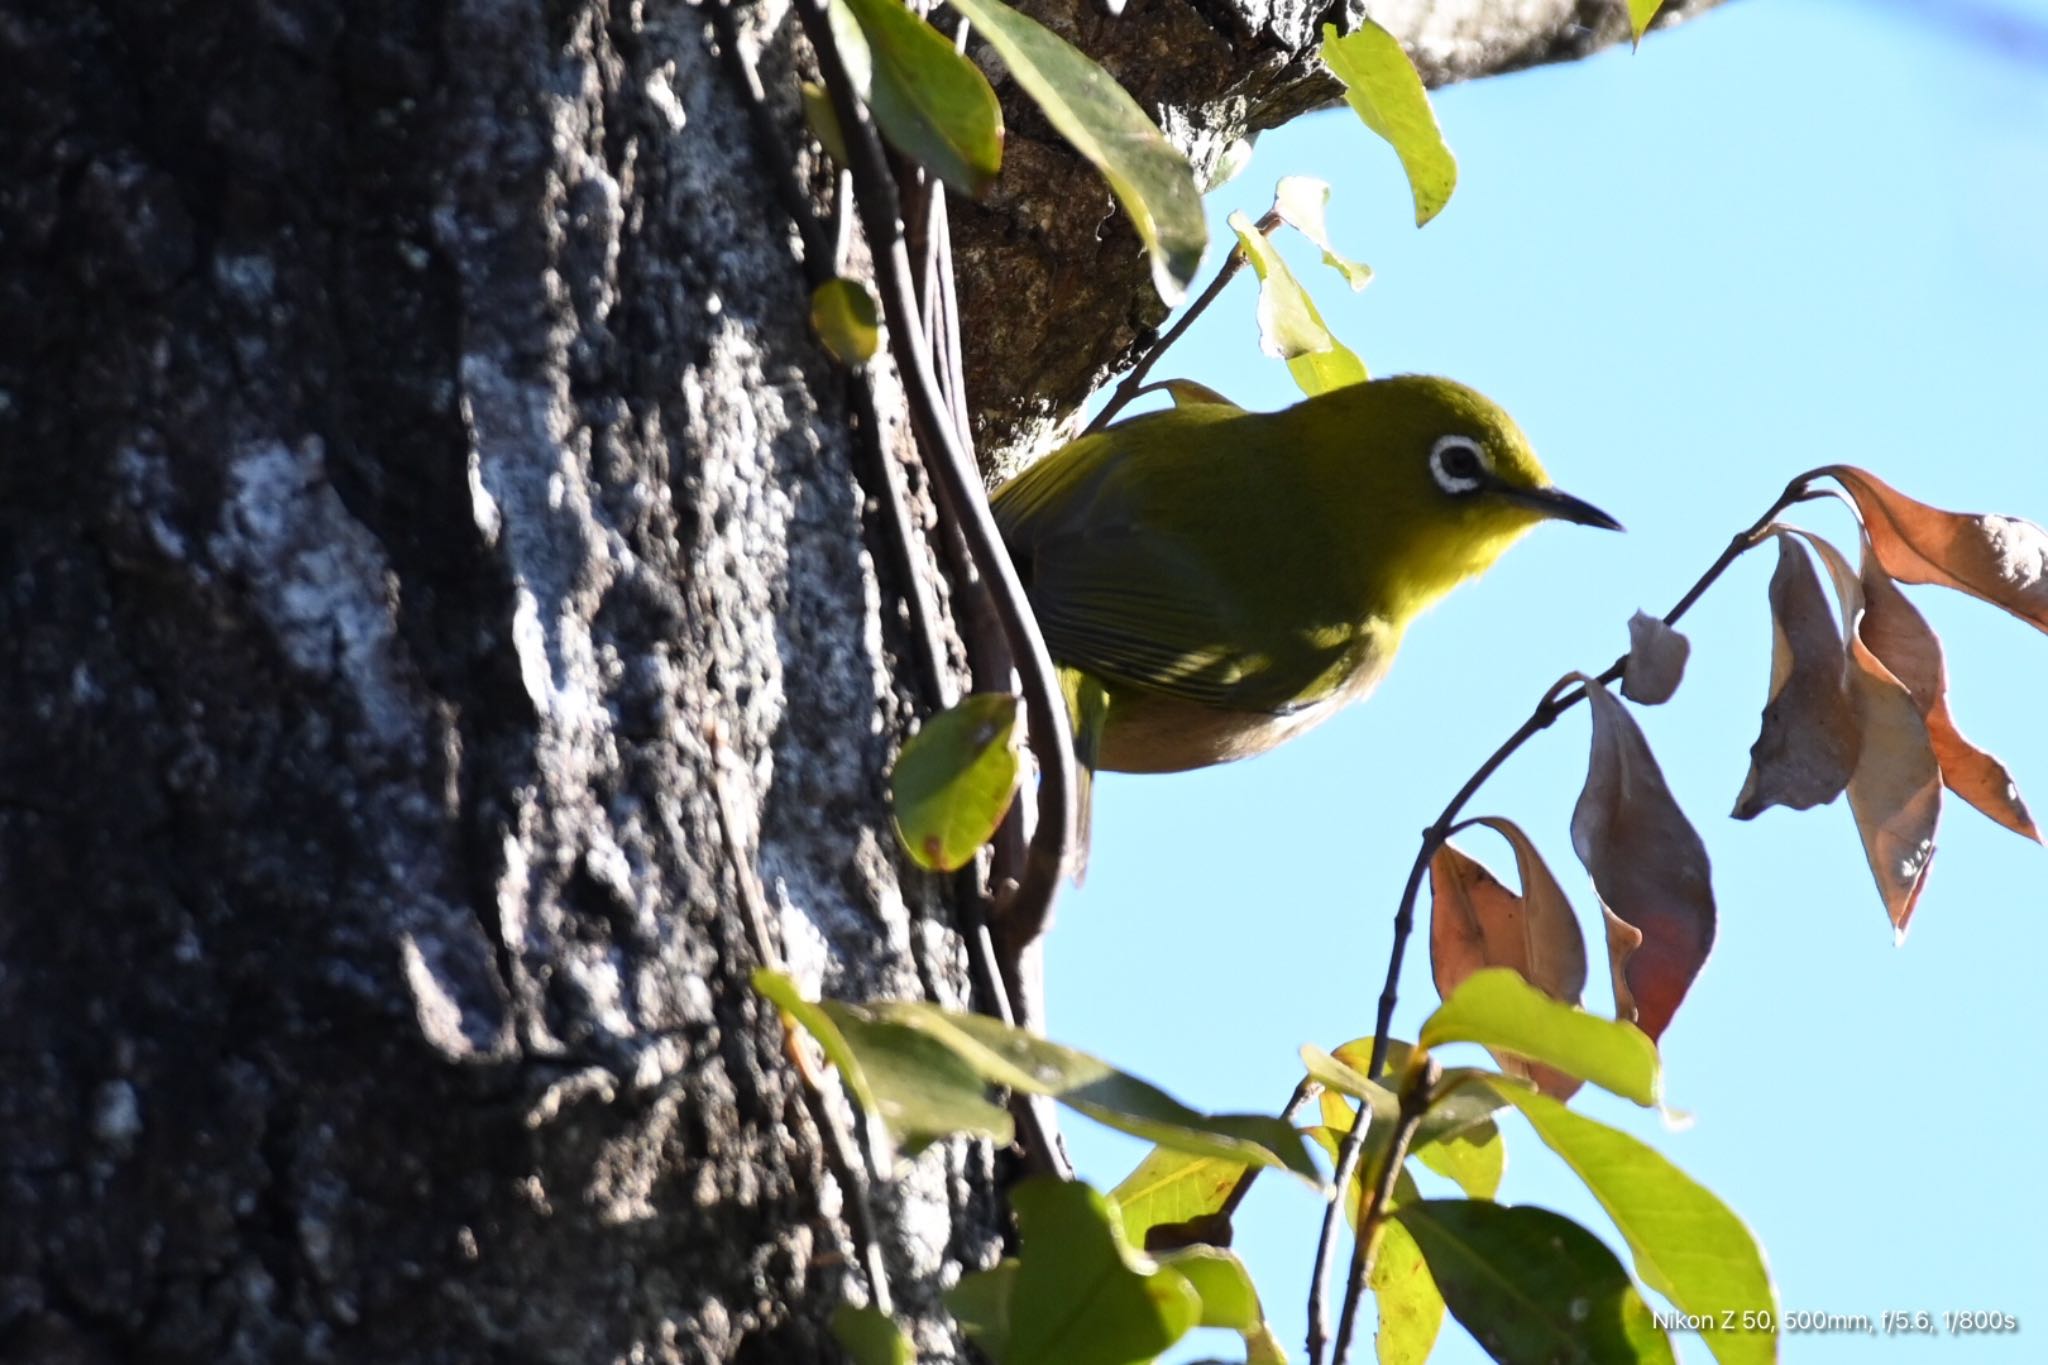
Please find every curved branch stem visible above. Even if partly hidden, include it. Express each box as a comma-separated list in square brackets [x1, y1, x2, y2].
[1330, 1057, 1437, 1364]
[1308, 471, 1826, 1364]
[797, 0, 1075, 1169]
[1084, 210, 1279, 435]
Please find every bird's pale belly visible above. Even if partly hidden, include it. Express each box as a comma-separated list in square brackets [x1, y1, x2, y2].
[1096, 644, 1397, 774]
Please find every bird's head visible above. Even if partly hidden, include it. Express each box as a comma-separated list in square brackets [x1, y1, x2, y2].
[1319, 374, 1621, 612]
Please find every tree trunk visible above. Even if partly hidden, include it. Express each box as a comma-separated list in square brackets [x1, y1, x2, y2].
[0, 0, 1716, 1361]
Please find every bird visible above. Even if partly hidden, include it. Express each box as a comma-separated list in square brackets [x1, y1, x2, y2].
[992, 375, 1619, 824]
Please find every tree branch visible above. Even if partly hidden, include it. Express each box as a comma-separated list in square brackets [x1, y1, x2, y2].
[1308, 470, 1828, 1364]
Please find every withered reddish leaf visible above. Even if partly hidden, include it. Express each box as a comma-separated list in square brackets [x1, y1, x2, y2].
[1620, 611, 1689, 705]
[1800, 533, 1943, 936]
[1852, 546, 2040, 843]
[1569, 679, 1716, 1042]
[1825, 465, 2048, 633]
[1600, 907, 1645, 1028]
[1428, 818, 1588, 1099]
[1732, 534, 1862, 819]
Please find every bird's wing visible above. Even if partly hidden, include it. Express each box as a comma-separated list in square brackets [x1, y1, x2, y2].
[994, 407, 1360, 715]
[1018, 521, 1354, 715]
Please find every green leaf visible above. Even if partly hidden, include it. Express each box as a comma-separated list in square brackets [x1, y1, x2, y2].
[1157, 1245, 1289, 1364]
[1320, 21, 1458, 227]
[890, 693, 1022, 872]
[867, 1001, 1319, 1180]
[1302, 1045, 1507, 1151]
[833, 0, 1003, 197]
[1157, 1245, 1256, 1330]
[1228, 210, 1369, 398]
[824, 1008, 1016, 1149]
[944, 0, 1206, 303]
[1396, 1200, 1675, 1365]
[1156, 377, 1241, 409]
[801, 81, 852, 166]
[757, 969, 1015, 1155]
[1273, 176, 1373, 289]
[751, 969, 871, 1108]
[947, 1259, 1017, 1356]
[1417, 967, 1661, 1106]
[1110, 1146, 1244, 1247]
[1628, 0, 1665, 44]
[1007, 1178, 1203, 1365]
[832, 1303, 915, 1365]
[1494, 1086, 1777, 1365]
[1372, 1212, 1444, 1365]
[1412, 1118, 1503, 1201]
[750, 968, 898, 1160]
[810, 277, 882, 366]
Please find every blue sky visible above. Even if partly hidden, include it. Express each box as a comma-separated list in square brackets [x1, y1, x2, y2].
[1042, 0, 2048, 1359]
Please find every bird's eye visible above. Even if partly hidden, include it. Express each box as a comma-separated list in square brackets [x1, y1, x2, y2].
[1429, 436, 1488, 495]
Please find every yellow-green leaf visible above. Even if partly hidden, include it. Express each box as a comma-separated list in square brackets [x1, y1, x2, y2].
[1007, 1178, 1203, 1365]
[755, 969, 1013, 1155]
[1273, 175, 1373, 289]
[1110, 1146, 1244, 1247]
[1417, 967, 1660, 1107]
[1228, 209, 1368, 398]
[946, 0, 1205, 303]
[829, 1011, 1016, 1149]
[1157, 377, 1241, 409]
[1320, 22, 1458, 226]
[890, 693, 1021, 871]
[1411, 1118, 1503, 1201]
[801, 81, 852, 166]
[865, 1001, 1319, 1180]
[832, 1303, 915, 1365]
[1495, 1085, 1777, 1365]
[811, 276, 882, 366]
[834, 0, 1003, 197]
[1371, 1212, 1443, 1365]
[1628, 0, 1666, 44]
[947, 1260, 1017, 1356]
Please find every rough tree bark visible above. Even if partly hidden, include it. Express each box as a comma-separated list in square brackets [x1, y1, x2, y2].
[0, 0, 1716, 1361]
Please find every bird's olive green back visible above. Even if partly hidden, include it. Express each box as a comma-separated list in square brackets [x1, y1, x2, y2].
[993, 379, 1550, 715]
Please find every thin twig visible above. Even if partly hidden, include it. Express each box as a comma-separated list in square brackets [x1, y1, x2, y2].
[798, 0, 1077, 1169]
[1359, 474, 1826, 1084]
[1307, 471, 1826, 1364]
[1084, 209, 1281, 435]
[1331, 1058, 1439, 1365]
[1220, 1077, 1321, 1217]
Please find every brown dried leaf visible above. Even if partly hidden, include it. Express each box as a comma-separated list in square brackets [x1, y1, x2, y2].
[1569, 679, 1716, 1041]
[1825, 465, 2048, 633]
[1732, 534, 1861, 819]
[1852, 546, 2040, 843]
[1620, 611, 1689, 705]
[1600, 907, 1645, 1027]
[1428, 818, 1588, 1099]
[1799, 533, 1943, 936]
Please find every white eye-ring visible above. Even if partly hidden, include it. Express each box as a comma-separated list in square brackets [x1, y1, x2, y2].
[1429, 435, 1490, 496]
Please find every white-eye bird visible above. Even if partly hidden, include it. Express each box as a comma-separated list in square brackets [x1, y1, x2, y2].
[992, 376, 1619, 800]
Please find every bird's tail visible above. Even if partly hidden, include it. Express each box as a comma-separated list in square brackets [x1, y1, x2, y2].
[1061, 667, 1110, 885]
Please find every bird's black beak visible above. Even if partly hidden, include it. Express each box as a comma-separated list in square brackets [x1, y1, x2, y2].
[1502, 484, 1623, 531]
